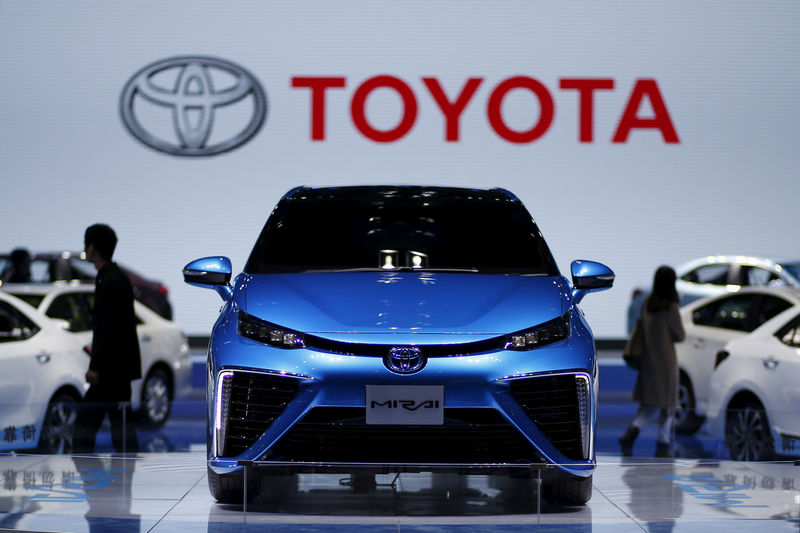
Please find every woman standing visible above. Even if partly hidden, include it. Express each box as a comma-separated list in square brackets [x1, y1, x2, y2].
[619, 265, 685, 457]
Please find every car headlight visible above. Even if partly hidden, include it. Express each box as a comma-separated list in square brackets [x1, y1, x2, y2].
[504, 312, 571, 351]
[238, 310, 306, 349]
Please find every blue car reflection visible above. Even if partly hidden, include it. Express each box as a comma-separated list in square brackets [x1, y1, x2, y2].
[184, 185, 613, 505]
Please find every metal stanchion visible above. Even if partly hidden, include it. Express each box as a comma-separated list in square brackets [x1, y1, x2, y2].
[243, 463, 248, 519]
[121, 402, 126, 455]
[535, 467, 542, 530]
[238, 460, 254, 526]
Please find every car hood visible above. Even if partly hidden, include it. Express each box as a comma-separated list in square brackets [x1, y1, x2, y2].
[236, 272, 568, 337]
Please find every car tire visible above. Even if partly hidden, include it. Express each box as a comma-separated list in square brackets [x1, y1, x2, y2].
[207, 466, 261, 504]
[725, 398, 774, 461]
[675, 374, 704, 434]
[38, 391, 79, 454]
[541, 473, 592, 506]
[138, 367, 172, 429]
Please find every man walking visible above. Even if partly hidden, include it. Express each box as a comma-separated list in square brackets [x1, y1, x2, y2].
[74, 224, 140, 453]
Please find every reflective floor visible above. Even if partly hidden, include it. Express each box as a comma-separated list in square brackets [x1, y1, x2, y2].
[0, 355, 797, 532]
[0, 452, 797, 532]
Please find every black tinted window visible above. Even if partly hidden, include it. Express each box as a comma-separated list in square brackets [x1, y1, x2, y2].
[246, 188, 558, 275]
[756, 295, 792, 327]
[0, 301, 39, 342]
[46, 292, 94, 332]
[778, 315, 800, 347]
[8, 293, 45, 308]
[741, 266, 780, 287]
[682, 264, 729, 285]
[692, 294, 756, 332]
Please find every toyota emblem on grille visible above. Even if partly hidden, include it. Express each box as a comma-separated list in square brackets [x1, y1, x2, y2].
[120, 56, 267, 156]
[384, 346, 426, 374]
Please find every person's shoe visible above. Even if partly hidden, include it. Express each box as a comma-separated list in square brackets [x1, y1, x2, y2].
[654, 441, 673, 458]
[618, 426, 639, 457]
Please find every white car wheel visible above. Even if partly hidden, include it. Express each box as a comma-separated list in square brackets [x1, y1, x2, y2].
[40, 393, 79, 454]
[675, 374, 703, 434]
[725, 399, 773, 461]
[140, 368, 172, 429]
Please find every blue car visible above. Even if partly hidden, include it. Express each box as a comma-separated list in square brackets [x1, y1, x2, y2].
[184, 186, 614, 505]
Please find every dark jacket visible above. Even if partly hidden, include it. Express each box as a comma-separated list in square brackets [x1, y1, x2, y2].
[632, 300, 685, 408]
[90, 262, 141, 383]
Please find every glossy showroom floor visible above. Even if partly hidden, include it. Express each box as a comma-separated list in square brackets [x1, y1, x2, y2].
[1, 355, 798, 532]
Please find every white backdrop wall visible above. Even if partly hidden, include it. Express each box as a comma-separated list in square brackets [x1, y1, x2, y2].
[1, 1, 798, 338]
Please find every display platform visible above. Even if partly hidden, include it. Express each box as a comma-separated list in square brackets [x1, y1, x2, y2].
[0, 451, 797, 532]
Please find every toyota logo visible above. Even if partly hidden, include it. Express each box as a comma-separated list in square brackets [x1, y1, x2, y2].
[120, 56, 267, 156]
[384, 346, 426, 374]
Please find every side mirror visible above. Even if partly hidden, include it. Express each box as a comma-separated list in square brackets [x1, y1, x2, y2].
[52, 319, 71, 331]
[571, 260, 615, 305]
[183, 256, 233, 301]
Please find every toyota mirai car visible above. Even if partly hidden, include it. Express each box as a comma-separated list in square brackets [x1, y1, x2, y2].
[704, 289, 800, 461]
[1, 282, 192, 428]
[672, 287, 798, 434]
[183, 186, 614, 505]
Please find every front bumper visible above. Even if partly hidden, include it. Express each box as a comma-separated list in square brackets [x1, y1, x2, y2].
[207, 351, 597, 479]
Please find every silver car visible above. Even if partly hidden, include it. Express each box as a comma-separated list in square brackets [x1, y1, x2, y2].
[627, 256, 800, 335]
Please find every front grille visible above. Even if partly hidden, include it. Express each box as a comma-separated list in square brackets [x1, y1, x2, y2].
[264, 407, 543, 464]
[222, 372, 300, 457]
[508, 374, 584, 460]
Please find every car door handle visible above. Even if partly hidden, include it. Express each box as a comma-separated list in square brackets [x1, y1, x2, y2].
[141, 335, 152, 343]
[762, 357, 779, 370]
[693, 338, 705, 349]
[36, 352, 52, 364]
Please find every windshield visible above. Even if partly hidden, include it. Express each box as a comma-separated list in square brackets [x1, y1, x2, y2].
[782, 262, 800, 282]
[246, 187, 559, 276]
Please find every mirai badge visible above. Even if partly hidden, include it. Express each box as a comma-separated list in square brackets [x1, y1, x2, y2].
[120, 56, 266, 156]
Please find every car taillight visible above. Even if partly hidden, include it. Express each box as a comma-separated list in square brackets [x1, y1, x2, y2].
[158, 284, 169, 296]
[83, 345, 92, 356]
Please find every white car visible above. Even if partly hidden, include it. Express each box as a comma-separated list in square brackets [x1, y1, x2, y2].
[673, 287, 800, 434]
[627, 255, 800, 334]
[0, 290, 86, 453]
[2, 282, 192, 428]
[706, 301, 800, 461]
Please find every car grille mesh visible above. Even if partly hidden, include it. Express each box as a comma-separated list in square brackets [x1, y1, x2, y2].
[264, 407, 544, 464]
[508, 374, 584, 460]
[222, 372, 300, 457]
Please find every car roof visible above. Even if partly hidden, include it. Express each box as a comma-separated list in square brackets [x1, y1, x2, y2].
[677, 255, 800, 274]
[682, 285, 800, 310]
[0, 281, 93, 295]
[284, 185, 519, 204]
[1, 280, 169, 324]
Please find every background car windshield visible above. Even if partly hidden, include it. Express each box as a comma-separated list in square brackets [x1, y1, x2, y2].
[782, 262, 800, 281]
[246, 189, 558, 275]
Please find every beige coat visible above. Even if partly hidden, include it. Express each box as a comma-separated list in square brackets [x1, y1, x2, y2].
[632, 301, 685, 408]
